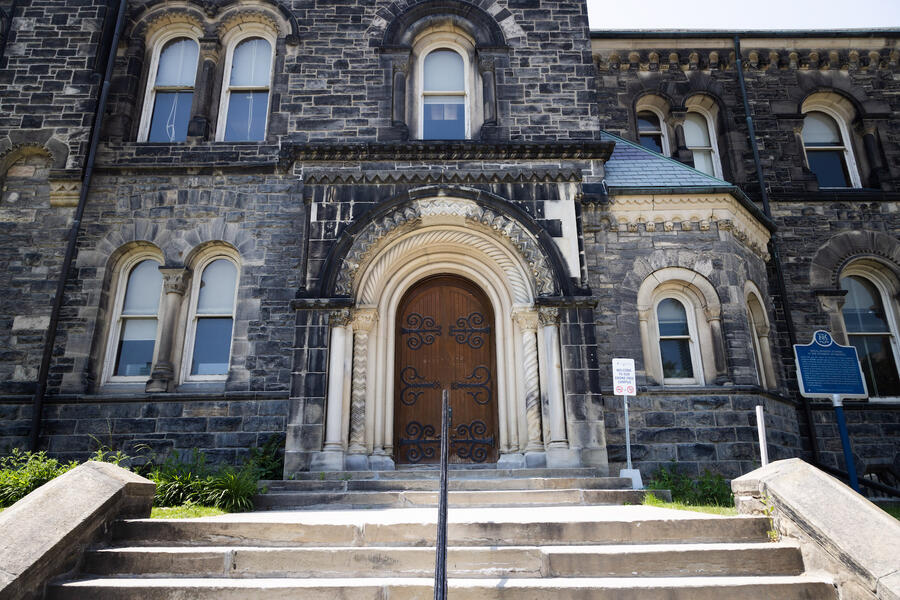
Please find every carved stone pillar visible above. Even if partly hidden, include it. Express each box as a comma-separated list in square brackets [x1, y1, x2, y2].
[146, 268, 191, 393]
[668, 110, 693, 165]
[705, 307, 729, 383]
[188, 37, 220, 139]
[637, 308, 656, 384]
[312, 309, 351, 471]
[816, 291, 849, 346]
[514, 309, 543, 453]
[539, 307, 580, 467]
[478, 55, 497, 125]
[859, 120, 888, 189]
[348, 308, 377, 460]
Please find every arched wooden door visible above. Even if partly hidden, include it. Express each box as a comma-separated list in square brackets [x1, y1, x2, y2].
[394, 275, 498, 464]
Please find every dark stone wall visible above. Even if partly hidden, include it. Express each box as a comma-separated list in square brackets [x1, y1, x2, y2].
[0, 394, 289, 464]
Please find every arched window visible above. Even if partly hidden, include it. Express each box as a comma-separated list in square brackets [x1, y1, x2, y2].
[218, 35, 274, 142]
[183, 256, 238, 379]
[140, 36, 199, 143]
[655, 297, 702, 384]
[684, 112, 721, 178]
[421, 48, 467, 140]
[637, 111, 666, 154]
[104, 255, 163, 381]
[802, 111, 855, 188]
[745, 284, 776, 390]
[638, 268, 726, 387]
[840, 273, 900, 398]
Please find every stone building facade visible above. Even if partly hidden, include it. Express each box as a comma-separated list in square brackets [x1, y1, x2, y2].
[0, 0, 897, 485]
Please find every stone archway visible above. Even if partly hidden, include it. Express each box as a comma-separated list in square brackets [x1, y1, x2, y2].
[311, 195, 580, 471]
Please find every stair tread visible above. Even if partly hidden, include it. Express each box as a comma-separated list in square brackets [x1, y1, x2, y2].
[54, 574, 834, 587]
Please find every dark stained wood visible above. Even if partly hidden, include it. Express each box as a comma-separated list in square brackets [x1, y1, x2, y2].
[394, 275, 498, 464]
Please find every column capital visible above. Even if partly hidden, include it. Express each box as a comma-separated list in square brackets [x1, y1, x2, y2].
[352, 307, 378, 333]
[159, 267, 191, 295]
[538, 306, 559, 326]
[512, 308, 539, 331]
[329, 308, 352, 327]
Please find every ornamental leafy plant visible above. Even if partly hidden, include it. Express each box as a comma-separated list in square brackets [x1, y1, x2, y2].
[0, 449, 78, 507]
[647, 461, 733, 507]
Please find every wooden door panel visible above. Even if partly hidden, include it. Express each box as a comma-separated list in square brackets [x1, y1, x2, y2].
[395, 276, 498, 464]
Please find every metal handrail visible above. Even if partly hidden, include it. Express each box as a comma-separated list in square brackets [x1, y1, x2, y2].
[434, 389, 450, 600]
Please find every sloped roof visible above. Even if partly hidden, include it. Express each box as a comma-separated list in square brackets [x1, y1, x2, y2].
[601, 131, 729, 189]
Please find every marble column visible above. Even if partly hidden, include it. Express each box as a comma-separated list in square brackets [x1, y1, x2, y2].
[146, 267, 190, 393]
[313, 309, 351, 470]
[514, 309, 543, 453]
[347, 308, 377, 468]
[539, 307, 580, 467]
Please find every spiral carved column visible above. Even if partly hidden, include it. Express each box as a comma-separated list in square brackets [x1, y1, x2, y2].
[514, 309, 543, 452]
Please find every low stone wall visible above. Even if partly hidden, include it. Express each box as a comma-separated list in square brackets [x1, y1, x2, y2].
[0, 461, 155, 600]
[602, 389, 802, 480]
[0, 393, 289, 464]
[733, 459, 900, 600]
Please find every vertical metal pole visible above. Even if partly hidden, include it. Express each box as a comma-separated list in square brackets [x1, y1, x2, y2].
[434, 389, 450, 600]
[623, 395, 632, 471]
[832, 395, 859, 493]
[756, 405, 769, 466]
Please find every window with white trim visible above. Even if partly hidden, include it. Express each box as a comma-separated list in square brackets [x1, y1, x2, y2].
[800, 93, 862, 188]
[637, 111, 666, 155]
[140, 35, 200, 143]
[745, 285, 776, 390]
[684, 111, 721, 178]
[654, 296, 703, 384]
[839, 268, 900, 398]
[104, 255, 163, 381]
[421, 48, 467, 140]
[218, 33, 274, 142]
[183, 256, 238, 379]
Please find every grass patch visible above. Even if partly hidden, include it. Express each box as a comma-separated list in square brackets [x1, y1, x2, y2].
[643, 492, 738, 516]
[150, 503, 228, 519]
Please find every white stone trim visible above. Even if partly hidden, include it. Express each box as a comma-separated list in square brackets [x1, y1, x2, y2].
[745, 280, 777, 390]
[801, 93, 862, 189]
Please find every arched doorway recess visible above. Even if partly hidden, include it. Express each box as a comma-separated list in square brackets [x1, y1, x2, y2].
[312, 195, 580, 471]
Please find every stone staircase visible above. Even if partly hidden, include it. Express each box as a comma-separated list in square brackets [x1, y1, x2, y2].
[47, 468, 837, 599]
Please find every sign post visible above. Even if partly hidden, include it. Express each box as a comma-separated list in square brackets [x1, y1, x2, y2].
[612, 358, 641, 489]
[794, 330, 867, 493]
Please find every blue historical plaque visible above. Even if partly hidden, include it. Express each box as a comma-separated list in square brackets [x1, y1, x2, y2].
[794, 331, 868, 399]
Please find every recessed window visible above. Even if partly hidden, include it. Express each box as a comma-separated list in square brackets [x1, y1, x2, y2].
[422, 49, 466, 140]
[637, 111, 665, 154]
[684, 112, 717, 177]
[802, 111, 852, 188]
[106, 257, 163, 380]
[840, 274, 900, 397]
[656, 298, 695, 380]
[186, 258, 238, 378]
[144, 37, 199, 143]
[221, 37, 273, 142]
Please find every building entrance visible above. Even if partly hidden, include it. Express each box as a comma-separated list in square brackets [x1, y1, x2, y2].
[394, 275, 498, 464]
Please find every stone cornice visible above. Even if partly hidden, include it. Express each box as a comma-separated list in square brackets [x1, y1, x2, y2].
[302, 168, 583, 185]
[281, 141, 615, 163]
[586, 193, 772, 261]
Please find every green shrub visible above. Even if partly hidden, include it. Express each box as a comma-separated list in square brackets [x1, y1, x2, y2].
[0, 449, 78, 507]
[247, 434, 285, 481]
[647, 462, 733, 507]
[145, 449, 260, 512]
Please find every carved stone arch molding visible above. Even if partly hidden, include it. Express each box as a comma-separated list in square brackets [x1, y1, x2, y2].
[376, 0, 511, 47]
[129, 0, 299, 43]
[809, 230, 900, 291]
[320, 186, 570, 299]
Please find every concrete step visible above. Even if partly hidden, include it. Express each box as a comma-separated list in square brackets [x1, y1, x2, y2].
[279, 467, 610, 481]
[82, 542, 805, 578]
[111, 507, 772, 547]
[252, 488, 648, 509]
[47, 575, 838, 600]
[262, 476, 633, 493]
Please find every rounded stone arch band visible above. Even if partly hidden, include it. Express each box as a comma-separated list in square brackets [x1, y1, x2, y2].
[379, 0, 507, 49]
[315, 186, 574, 299]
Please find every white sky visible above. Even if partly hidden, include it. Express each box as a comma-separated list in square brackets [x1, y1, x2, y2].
[587, 0, 900, 30]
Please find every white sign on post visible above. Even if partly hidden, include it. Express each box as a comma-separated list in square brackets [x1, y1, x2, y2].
[611, 358, 642, 490]
[612, 358, 636, 396]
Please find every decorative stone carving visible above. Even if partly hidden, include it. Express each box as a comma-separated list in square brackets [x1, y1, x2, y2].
[49, 179, 81, 207]
[329, 309, 352, 327]
[538, 306, 559, 326]
[160, 268, 191, 295]
[348, 308, 377, 454]
[335, 197, 557, 299]
[513, 309, 542, 451]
